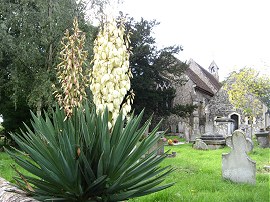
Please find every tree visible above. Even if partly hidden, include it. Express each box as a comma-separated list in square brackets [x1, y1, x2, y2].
[5, 17, 174, 201]
[0, 0, 97, 136]
[122, 16, 187, 123]
[171, 104, 198, 118]
[225, 67, 270, 135]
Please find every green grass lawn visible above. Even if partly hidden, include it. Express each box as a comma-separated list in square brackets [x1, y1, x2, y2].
[130, 143, 269, 202]
[0, 141, 269, 202]
[0, 147, 34, 184]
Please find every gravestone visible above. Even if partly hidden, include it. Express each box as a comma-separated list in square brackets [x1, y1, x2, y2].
[215, 117, 235, 137]
[191, 109, 199, 142]
[255, 130, 270, 148]
[148, 131, 164, 155]
[200, 133, 226, 149]
[170, 125, 177, 133]
[222, 130, 256, 184]
[193, 138, 208, 150]
[184, 125, 191, 143]
[178, 122, 185, 133]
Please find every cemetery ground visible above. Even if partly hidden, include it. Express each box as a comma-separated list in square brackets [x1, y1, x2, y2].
[0, 137, 269, 202]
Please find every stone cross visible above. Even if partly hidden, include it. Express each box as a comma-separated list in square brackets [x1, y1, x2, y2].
[222, 130, 256, 184]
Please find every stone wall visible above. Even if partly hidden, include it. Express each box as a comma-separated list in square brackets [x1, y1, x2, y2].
[207, 88, 236, 119]
[0, 178, 38, 202]
[172, 79, 194, 106]
[170, 75, 213, 137]
[207, 87, 269, 136]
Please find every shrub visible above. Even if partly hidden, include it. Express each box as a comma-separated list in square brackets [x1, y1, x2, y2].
[6, 103, 174, 201]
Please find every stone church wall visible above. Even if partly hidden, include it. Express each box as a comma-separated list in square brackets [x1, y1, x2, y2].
[169, 77, 213, 138]
[206, 88, 269, 137]
[172, 79, 194, 106]
[207, 88, 235, 119]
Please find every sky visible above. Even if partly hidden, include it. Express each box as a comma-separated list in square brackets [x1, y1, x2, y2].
[116, 0, 270, 81]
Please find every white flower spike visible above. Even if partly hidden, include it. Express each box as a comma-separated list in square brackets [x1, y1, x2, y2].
[90, 17, 134, 128]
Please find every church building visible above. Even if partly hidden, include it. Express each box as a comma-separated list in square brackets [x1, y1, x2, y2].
[169, 59, 270, 142]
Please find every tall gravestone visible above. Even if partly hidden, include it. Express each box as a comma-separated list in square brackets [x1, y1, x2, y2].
[184, 124, 190, 143]
[191, 100, 200, 142]
[222, 130, 256, 184]
[178, 122, 184, 133]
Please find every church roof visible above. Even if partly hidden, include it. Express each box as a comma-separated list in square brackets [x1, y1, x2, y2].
[186, 68, 214, 96]
[186, 59, 222, 96]
[195, 62, 222, 90]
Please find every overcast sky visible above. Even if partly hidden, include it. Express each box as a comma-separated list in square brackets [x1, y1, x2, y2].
[117, 0, 270, 81]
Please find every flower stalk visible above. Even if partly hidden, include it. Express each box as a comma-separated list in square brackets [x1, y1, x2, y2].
[90, 18, 134, 128]
[54, 17, 89, 118]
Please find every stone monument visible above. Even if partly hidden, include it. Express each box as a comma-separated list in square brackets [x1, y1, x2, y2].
[148, 131, 165, 155]
[255, 129, 270, 148]
[193, 138, 208, 150]
[222, 130, 256, 184]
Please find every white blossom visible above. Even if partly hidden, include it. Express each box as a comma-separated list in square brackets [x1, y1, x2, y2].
[90, 18, 134, 127]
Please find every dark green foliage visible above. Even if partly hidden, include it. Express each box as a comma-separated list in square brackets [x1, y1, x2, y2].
[6, 103, 174, 201]
[171, 104, 198, 118]
[121, 16, 188, 119]
[132, 88, 176, 117]
[0, 96, 32, 140]
[0, 0, 97, 136]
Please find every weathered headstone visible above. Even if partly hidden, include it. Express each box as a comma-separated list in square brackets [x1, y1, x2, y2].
[222, 130, 256, 184]
[215, 117, 235, 137]
[178, 122, 184, 133]
[255, 130, 270, 148]
[184, 125, 190, 143]
[200, 133, 226, 149]
[170, 125, 177, 133]
[193, 138, 208, 150]
[148, 131, 164, 155]
[191, 110, 200, 142]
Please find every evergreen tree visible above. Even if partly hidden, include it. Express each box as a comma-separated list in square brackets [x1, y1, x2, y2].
[123, 16, 187, 120]
[0, 0, 97, 136]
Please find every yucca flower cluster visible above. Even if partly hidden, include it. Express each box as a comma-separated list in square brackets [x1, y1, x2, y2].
[54, 18, 88, 118]
[90, 18, 134, 128]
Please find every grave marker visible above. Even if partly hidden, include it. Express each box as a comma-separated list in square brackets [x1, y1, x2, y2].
[222, 130, 256, 184]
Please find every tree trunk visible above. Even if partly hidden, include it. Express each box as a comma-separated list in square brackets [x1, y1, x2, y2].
[0, 178, 39, 202]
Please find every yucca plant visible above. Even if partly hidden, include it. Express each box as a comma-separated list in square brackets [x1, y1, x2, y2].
[6, 16, 174, 201]
[6, 102, 174, 201]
